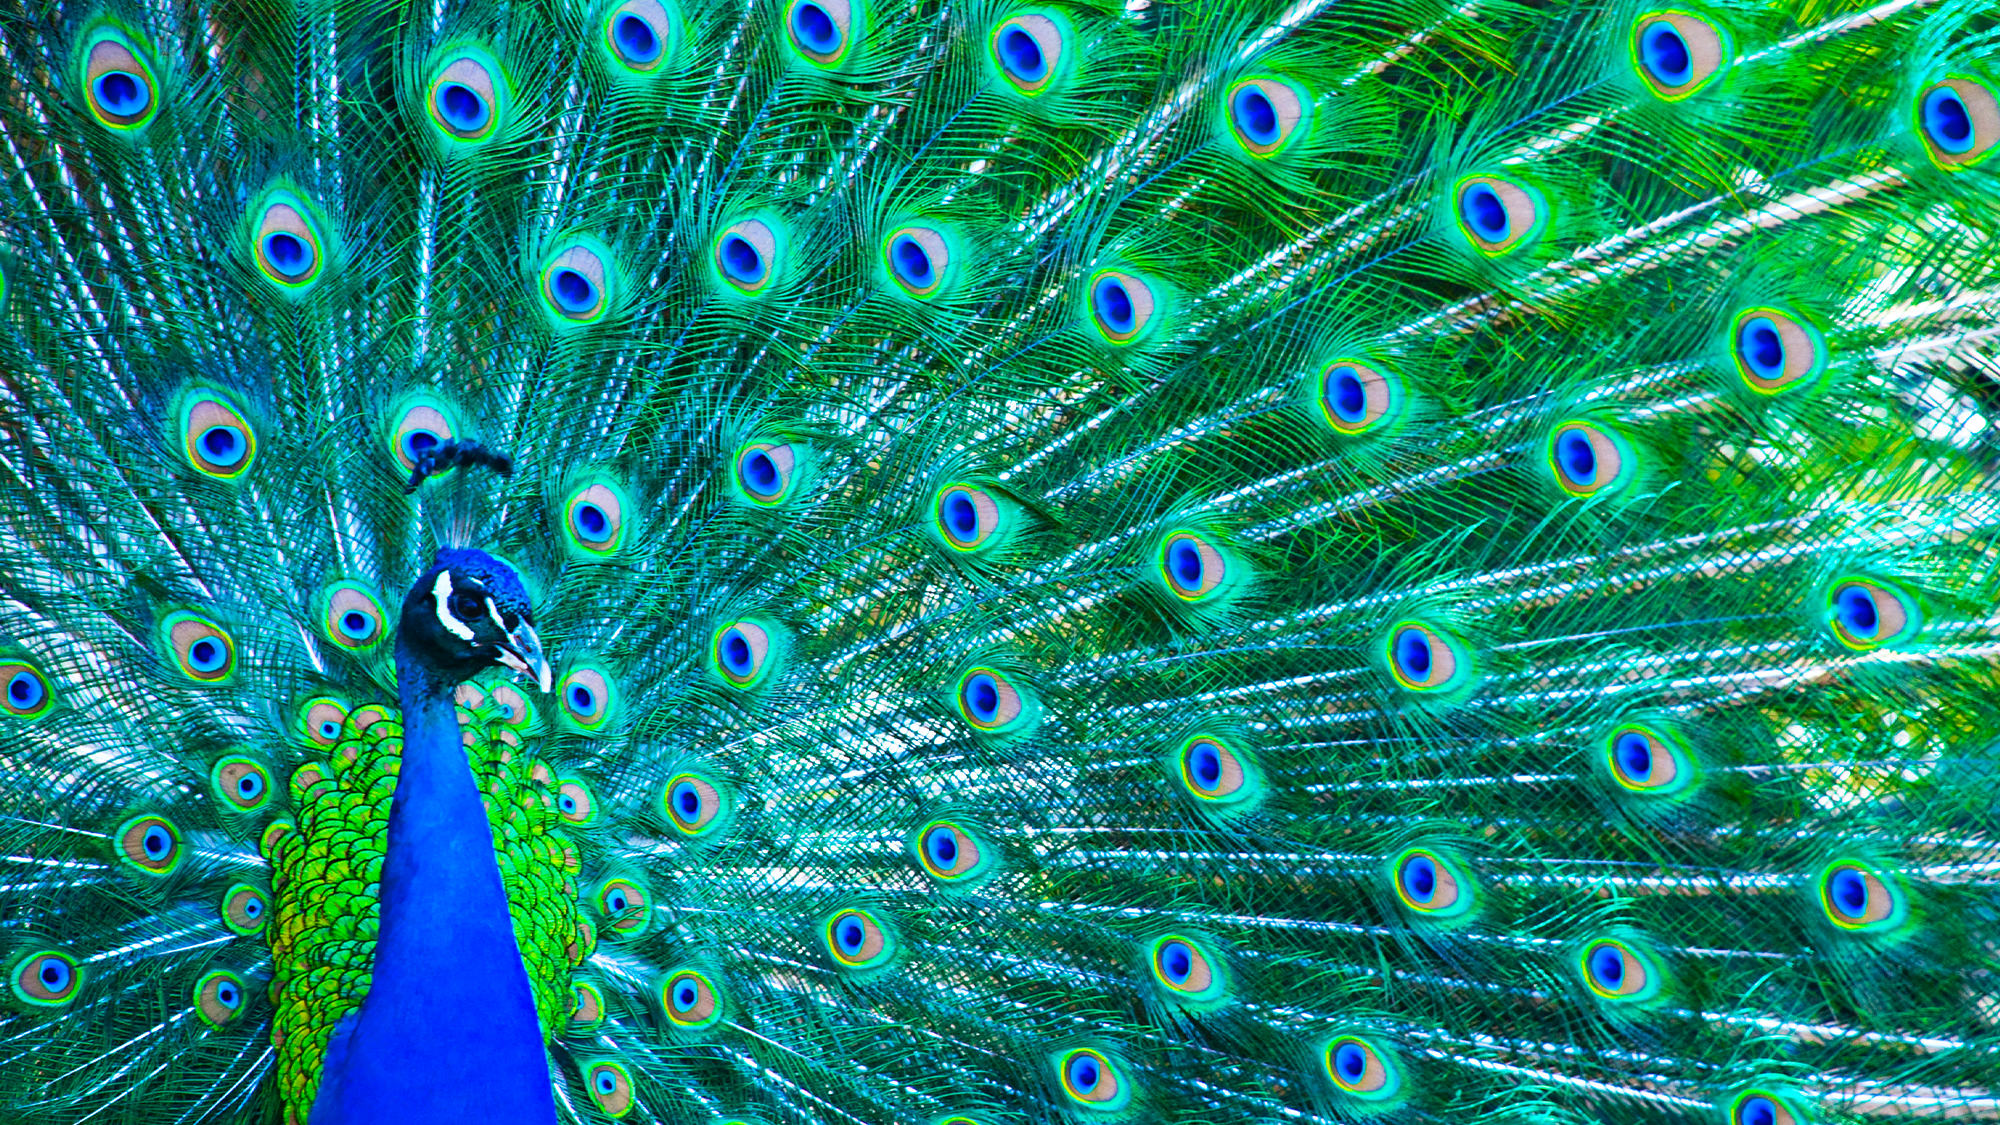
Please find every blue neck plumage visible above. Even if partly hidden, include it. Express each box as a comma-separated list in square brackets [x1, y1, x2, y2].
[307, 647, 556, 1125]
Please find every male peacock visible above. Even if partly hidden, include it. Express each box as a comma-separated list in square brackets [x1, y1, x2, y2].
[0, 0, 1996, 1120]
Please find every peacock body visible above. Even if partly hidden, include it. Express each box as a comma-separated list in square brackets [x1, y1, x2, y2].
[0, 0, 1997, 1120]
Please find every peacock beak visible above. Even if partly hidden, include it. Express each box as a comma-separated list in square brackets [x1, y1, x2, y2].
[495, 619, 553, 693]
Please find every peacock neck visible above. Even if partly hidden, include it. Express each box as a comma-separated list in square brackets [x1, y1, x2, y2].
[306, 646, 556, 1124]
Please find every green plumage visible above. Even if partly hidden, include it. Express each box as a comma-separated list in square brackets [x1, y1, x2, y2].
[1, 0, 1998, 1121]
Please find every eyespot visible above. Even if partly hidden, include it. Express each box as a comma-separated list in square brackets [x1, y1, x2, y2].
[596, 878, 650, 936]
[915, 820, 988, 880]
[1149, 935, 1220, 997]
[162, 612, 234, 683]
[1604, 724, 1694, 794]
[1730, 1091, 1802, 1125]
[1580, 938, 1658, 1000]
[543, 244, 610, 323]
[572, 981, 606, 1027]
[253, 192, 325, 290]
[297, 698, 351, 750]
[1455, 175, 1546, 256]
[487, 683, 533, 729]
[389, 400, 455, 473]
[117, 813, 183, 876]
[1317, 360, 1400, 436]
[584, 1060, 635, 1118]
[221, 883, 270, 936]
[664, 773, 726, 836]
[1731, 308, 1826, 395]
[991, 13, 1065, 94]
[712, 621, 775, 688]
[935, 484, 1005, 551]
[787, 0, 855, 67]
[661, 968, 722, 1029]
[1058, 1049, 1126, 1107]
[1159, 531, 1226, 599]
[1385, 622, 1468, 693]
[1, 662, 55, 720]
[1631, 11, 1729, 100]
[565, 482, 626, 553]
[1088, 270, 1159, 346]
[560, 668, 614, 729]
[180, 394, 257, 479]
[195, 969, 250, 1028]
[1916, 78, 2000, 169]
[1826, 579, 1918, 651]
[884, 225, 952, 299]
[289, 761, 334, 804]
[824, 908, 894, 968]
[1324, 1035, 1400, 1099]
[734, 441, 797, 503]
[1547, 422, 1632, 497]
[211, 756, 273, 813]
[957, 667, 1023, 731]
[428, 53, 502, 141]
[557, 777, 599, 826]
[11, 949, 81, 1008]
[1227, 77, 1310, 158]
[1819, 860, 1902, 930]
[81, 28, 160, 131]
[1393, 847, 1472, 917]
[714, 220, 778, 294]
[1178, 735, 1251, 803]
[605, 0, 672, 70]
[322, 583, 387, 650]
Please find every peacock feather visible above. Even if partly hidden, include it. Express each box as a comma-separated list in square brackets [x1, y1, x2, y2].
[1, 0, 1997, 1121]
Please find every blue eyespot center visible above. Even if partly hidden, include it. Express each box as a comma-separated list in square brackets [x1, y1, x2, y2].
[8, 671, 44, 708]
[1559, 431, 1596, 484]
[1615, 732, 1652, 779]
[1232, 85, 1279, 145]
[574, 501, 611, 542]
[217, 981, 240, 1007]
[550, 267, 598, 313]
[262, 232, 310, 277]
[1401, 855, 1436, 901]
[239, 773, 264, 797]
[143, 825, 171, 858]
[719, 234, 766, 283]
[93, 71, 150, 116]
[792, 1, 841, 54]
[943, 493, 978, 540]
[964, 673, 1000, 722]
[1188, 742, 1222, 788]
[674, 780, 700, 817]
[1093, 277, 1135, 334]
[890, 235, 934, 287]
[339, 610, 372, 639]
[673, 981, 697, 1009]
[1738, 317, 1783, 378]
[1837, 586, 1878, 635]
[1460, 184, 1508, 241]
[741, 450, 781, 495]
[1640, 21, 1692, 86]
[595, 1069, 618, 1093]
[569, 684, 596, 712]
[189, 638, 225, 672]
[720, 629, 754, 675]
[1068, 1054, 1100, 1089]
[1739, 1097, 1778, 1125]
[435, 82, 490, 132]
[998, 26, 1045, 81]
[1168, 540, 1203, 590]
[402, 430, 440, 463]
[1394, 629, 1431, 680]
[560, 794, 578, 813]
[608, 890, 629, 912]
[1335, 1042, 1366, 1082]
[614, 13, 662, 63]
[244, 899, 262, 916]
[200, 425, 246, 466]
[1923, 87, 1974, 153]
[1328, 365, 1366, 422]
[1589, 944, 1625, 988]
[1160, 940, 1193, 984]
[925, 827, 957, 866]
[837, 918, 864, 953]
[1828, 868, 1868, 917]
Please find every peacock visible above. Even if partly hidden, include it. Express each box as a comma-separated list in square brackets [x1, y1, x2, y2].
[0, 0, 1997, 1118]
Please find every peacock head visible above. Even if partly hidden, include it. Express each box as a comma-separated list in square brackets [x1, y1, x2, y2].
[399, 548, 551, 692]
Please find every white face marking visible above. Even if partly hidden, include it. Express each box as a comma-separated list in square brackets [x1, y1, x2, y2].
[487, 599, 508, 633]
[432, 570, 476, 642]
